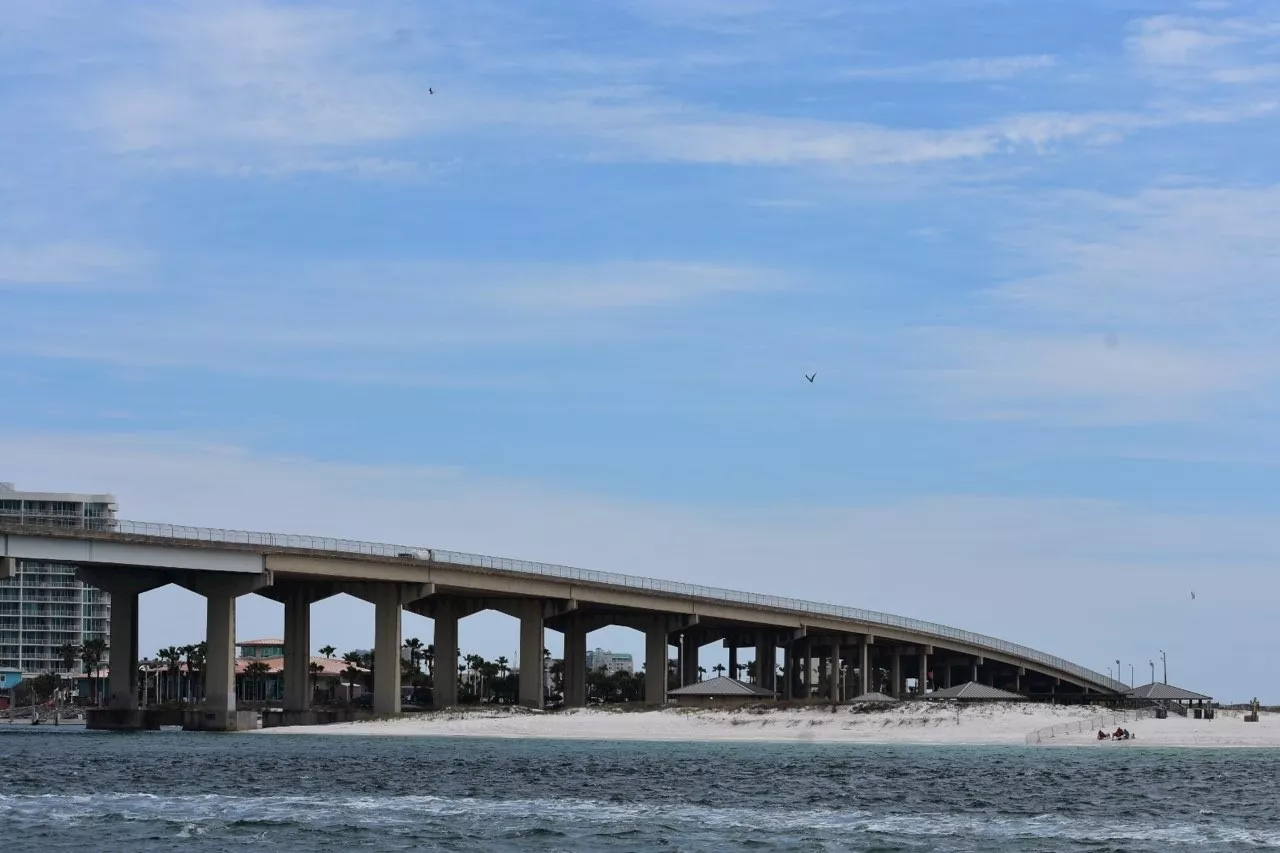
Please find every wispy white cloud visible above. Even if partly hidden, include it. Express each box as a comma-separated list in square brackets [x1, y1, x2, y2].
[845, 54, 1056, 82]
[1126, 15, 1242, 66]
[62, 3, 1236, 174]
[914, 329, 1266, 424]
[0, 241, 146, 286]
[908, 185, 1280, 424]
[1126, 13, 1280, 75]
[0, 257, 789, 381]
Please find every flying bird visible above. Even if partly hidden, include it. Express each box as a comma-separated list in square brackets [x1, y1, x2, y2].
[805, 373, 816, 383]
[429, 87, 434, 95]
[1191, 591, 1195, 600]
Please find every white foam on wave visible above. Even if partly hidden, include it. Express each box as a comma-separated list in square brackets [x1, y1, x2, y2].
[2, 792, 1277, 846]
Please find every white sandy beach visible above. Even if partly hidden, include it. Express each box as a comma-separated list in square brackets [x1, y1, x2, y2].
[247, 702, 1280, 748]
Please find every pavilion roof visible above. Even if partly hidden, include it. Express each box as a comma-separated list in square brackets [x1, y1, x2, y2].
[924, 682, 1026, 701]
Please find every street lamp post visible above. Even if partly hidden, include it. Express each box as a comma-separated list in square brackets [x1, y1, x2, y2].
[1129, 664, 1134, 688]
[1149, 660, 1155, 684]
[1160, 650, 1167, 684]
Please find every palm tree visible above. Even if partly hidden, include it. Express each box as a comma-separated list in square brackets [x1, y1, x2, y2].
[496, 656, 509, 678]
[158, 646, 183, 704]
[713, 663, 726, 677]
[424, 643, 435, 682]
[697, 665, 707, 682]
[80, 639, 108, 706]
[341, 664, 363, 704]
[179, 644, 195, 702]
[404, 638, 423, 679]
[244, 660, 271, 702]
[59, 643, 79, 674]
[308, 661, 324, 703]
[57, 643, 79, 712]
[188, 642, 208, 702]
[319, 645, 336, 660]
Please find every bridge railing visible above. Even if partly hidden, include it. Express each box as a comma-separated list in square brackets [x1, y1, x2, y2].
[1, 511, 1128, 693]
[1025, 707, 1156, 745]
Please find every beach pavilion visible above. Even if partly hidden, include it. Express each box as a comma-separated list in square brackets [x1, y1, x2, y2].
[667, 676, 776, 706]
[1126, 683, 1214, 717]
[924, 682, 1027, 702]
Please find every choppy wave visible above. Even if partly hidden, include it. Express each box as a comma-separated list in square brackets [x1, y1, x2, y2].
[4, 792, 1279, 848]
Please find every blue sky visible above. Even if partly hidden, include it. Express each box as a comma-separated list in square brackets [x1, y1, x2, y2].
[3, 0, 1279, 699]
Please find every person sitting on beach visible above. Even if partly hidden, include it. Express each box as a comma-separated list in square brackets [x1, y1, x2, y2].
[1114, 727, 1125, 740]
[1098, 729, 1109, 740]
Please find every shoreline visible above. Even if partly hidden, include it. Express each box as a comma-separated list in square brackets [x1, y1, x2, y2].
[246, 702, 1279, 748]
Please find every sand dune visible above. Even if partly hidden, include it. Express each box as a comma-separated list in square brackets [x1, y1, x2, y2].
[248, 702, 1280, 747]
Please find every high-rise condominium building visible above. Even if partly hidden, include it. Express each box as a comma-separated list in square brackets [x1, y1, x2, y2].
[585, 648, 634, 675]
[0, 482, 118, 674]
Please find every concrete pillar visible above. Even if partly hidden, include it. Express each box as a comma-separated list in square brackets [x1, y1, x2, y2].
[918, 650, 928, 696]
[563, 615, 586, 708]
[944, 664, 952, 689]
[432, 600, 459, 708]
[682, 633, 700, 685]
[374, 585, 402, 716]
[828, 646, 840, 705]
[106, 590, 139, 709]
[205, 590, 237, 720]
[801, 639, 812, 698]
[891, 651, 901, 698]
[283, 588, 312, 712]
[728, 645, 738, 680]
[645, 619, 668, 705]
[971, 661, 979, 683]
[778, 640, 788, 696]
[518, 601, 544, 709]
[754, 636, 769, 688]
[858, 641, 869, 696]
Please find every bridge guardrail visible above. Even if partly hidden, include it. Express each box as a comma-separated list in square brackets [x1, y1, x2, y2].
[0, 511, 1129, 693]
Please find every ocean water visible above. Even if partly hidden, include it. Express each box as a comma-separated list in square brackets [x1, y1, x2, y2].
[1, 726, 1277, 851]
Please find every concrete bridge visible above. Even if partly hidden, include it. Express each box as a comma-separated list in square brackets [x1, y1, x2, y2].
[1, 516, 1126, 729]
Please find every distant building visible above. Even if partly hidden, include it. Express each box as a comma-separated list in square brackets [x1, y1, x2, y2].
[234, 639, 357, 703]
[585, 648, 634, 675]
[238, 638, 284, 659]
[0, 482, 117, 676]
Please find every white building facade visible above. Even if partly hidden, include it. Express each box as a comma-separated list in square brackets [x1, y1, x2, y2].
[0, 483, 117, 675]
[585, 648, 634, 675]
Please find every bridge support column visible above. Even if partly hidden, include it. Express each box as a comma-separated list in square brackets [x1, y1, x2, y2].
[728, 645, 738, 680]
[374, 585, 403, 716]
[828, 646, 840, 705]
[918, 649, 929, 697]
[563, 614, 586, 708]
[778, 640, 788, 696]
[76, 568, 166, 718]
[645, 619, 668, 705]
[432, 600, 459, 708]
[890, 651, 901, 698]
[519, 601, 544, 709]
[801, 639, 812, 699]
[173, 571, 270, 731]
[971, 660, 979, 684]
[205, 589, 238, 725]
[754, 636, 771, 690]
[283, 587, 313, 713]
[682, 633, 700, 685]
[106, 589, 140, 710]
[858, 640, 869, 697]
